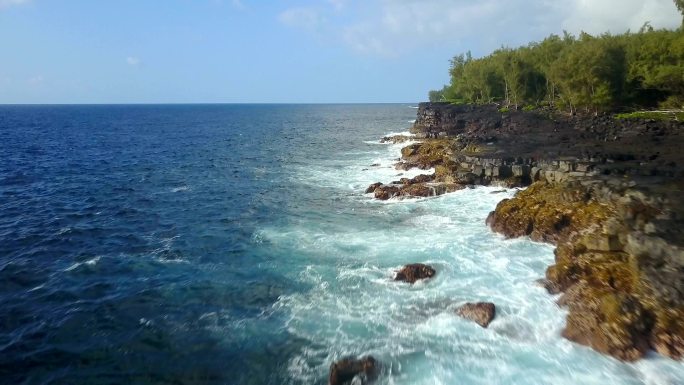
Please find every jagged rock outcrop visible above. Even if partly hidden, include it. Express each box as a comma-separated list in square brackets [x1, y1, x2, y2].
[411, 103, 504, 138]
[487, 179, 684, 361]
[412, 103, 684, 181]
[385, 103, 684, 361]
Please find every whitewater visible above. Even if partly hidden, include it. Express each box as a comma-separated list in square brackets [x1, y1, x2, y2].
[260, 120, 684, 385]
[1, 104, 683, 385]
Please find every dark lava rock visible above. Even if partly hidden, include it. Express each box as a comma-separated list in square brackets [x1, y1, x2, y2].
[455, 302, 496, 328]
[408, 174, 435, 184]
[328, 356, 378, 385]
[454, 172, 479, 185]
[365, 182, 382, 194]
[400, 183, 434, 197]
[394, 263, 436, 284]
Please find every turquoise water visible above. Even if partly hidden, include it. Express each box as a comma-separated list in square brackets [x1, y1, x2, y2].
[0, 104, 682, 384]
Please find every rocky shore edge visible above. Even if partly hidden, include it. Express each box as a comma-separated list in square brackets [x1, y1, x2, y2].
[328, 103, 683, 384]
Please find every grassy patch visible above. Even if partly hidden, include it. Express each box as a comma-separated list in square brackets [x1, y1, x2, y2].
[614, 111, 684, 121]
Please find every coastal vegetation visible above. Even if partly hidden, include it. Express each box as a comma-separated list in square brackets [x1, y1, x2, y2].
[430, 17, 684, 115]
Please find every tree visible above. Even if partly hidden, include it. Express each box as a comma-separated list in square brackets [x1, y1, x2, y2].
[434, 25, 682, 112]
[550, 34, 626, 113]
[675, 0, 684, 25]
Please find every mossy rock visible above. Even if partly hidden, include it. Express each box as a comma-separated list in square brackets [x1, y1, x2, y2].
[414, 139, 456, 166]
[562, 284, 652, 361]
[487, 181, 616, 243]
[434, 161, 460, 183]
[401, 143, 422, 158]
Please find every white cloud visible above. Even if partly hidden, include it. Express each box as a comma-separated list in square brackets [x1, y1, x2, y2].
[0, 0, 29, 9]
[231, 0, 245, 10]
[278, 7, 324, 30]
[343, 1, 506, 56]
[126, 56, 141, 66]
[561, 0, 681, 34]
[328, 0, 681, 56]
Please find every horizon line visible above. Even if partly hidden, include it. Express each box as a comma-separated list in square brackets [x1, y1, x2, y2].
[0, 102, 423, 106]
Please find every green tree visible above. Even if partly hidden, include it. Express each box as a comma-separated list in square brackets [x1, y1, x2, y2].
[675, 0, 684, 25]
[435, 25, 682, 112]
[550, 33, 626, 113]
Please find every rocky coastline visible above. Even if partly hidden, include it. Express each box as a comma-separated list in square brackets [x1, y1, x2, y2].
[366, 103, 684, 363]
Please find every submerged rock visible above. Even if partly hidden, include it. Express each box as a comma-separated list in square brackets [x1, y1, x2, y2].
[394, 263, 436, 284]
[328, 356, 378, 385]
[455, 302, 496, 328]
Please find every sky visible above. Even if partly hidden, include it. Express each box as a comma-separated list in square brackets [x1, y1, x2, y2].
[0, 0, 681, 104]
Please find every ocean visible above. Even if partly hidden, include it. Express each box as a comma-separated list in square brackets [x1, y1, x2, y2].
[0, 104, 682, 385]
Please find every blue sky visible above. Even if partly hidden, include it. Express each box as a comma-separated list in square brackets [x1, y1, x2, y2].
[0, 0, 680, 104]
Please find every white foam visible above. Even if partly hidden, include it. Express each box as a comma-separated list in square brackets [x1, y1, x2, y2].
[171, 186, 190, 192]
[57, 227, 71, 235]
[64, 256, 101, 272]
[383, 131, 415, 137]
[268, 129, 684, 384]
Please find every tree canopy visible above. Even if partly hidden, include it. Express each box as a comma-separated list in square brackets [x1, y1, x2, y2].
[430, 27, 684, 113]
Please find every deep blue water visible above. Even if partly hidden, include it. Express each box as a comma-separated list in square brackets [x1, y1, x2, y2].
[0, 104, 415, 384]
[2, 105, 683, 385]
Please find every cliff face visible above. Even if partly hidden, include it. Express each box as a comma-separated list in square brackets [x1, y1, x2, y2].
[375, 103, 684, 361]
[411, 103, 502, 138]
[412, 102, 684, 181]
[487, 179, 684, 361]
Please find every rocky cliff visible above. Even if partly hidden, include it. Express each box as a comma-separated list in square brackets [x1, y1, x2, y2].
[369, 103, 684, 361]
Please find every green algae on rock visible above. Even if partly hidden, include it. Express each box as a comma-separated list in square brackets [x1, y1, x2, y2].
[487, 179, 684, 361]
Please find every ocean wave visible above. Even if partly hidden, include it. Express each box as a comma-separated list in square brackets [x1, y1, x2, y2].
[171, 186, 190, 193]
[64, 256, 101, 272]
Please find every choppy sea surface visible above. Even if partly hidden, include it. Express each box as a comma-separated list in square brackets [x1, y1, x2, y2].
[0, 104, 682, 385]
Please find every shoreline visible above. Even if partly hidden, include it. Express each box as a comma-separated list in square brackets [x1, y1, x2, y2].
[364, 103, 684, 362]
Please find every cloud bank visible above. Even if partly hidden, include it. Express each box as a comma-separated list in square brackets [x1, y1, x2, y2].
[279, 0, 682, 56]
